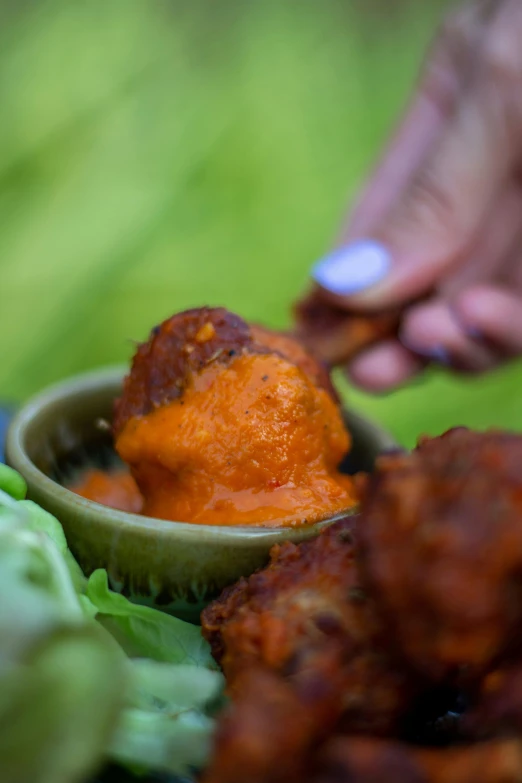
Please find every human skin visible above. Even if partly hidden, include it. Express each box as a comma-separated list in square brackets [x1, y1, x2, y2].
[299, 0, 522, 391]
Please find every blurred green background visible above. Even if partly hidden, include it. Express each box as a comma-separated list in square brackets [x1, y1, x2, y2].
[1, 0, 521, 447]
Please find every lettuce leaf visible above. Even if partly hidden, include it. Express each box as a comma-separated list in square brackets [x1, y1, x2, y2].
[86, 569, 217, 669]
[110, 707, 214, 776]
[0, 463, 27, 500]
[0, 492, 126, 783]
[0, 471, 222, 782]
[0, 626, 125, 783]
[128, 660, 224, 712]
[19, 499, 87, 592]
[109, 660, 224, 775]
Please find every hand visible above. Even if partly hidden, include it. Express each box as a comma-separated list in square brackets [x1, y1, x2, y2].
[308, 0, 522, 392]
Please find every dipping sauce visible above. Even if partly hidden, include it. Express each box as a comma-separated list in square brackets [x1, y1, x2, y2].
[71, 308, 357, 527]
[70, 469, 143, 514]
[115, 353, 356, 526]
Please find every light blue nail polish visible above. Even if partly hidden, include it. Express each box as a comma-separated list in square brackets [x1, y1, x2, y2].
[414, 345, 450, 364]
[400, 333, 450, 364]
[312, 240, 391, 296]
[448, 304, 482, 342]
[429, 346, 450, 364]
[466, 326, 482, 340]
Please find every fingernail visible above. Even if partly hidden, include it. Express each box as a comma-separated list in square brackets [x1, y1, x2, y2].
[400, 334, 450, 365]
[429, 346, 450, 364]
[448, 304, 481, 341]
[412, 345, 450, 364]
[465, 326, 482, 340]
[312, 240, 391, 296]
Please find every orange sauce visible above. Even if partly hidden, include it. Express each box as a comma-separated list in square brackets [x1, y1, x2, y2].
[70, 469, 143, 514]
[111, 353, 356, 526]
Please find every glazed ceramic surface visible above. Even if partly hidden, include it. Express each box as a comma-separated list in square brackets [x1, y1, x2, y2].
[6, 367, 396, 621]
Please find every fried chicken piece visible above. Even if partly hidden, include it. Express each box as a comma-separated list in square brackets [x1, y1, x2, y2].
[357, 427, 522, 683]
[204, 668, 350, 783]
[294, 291, 400, 365]
[465, 664, 522, 739]
[201, 517, 420, 783]
[250, 323, 339, 401]
[313, 736, 522, 783]
[112, 307, 356, 525]
[114, 307, 335, 433]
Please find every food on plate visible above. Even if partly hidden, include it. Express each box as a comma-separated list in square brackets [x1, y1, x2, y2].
[294, 289, 400, 365]
[200, 516, 420, 783]
[465, 662, 522, 739]
[201, 427, 522, 783]
[312, 736, 522, 783]
[9, 405, 522, 783]
[112, 307, 337, 433]
[357, 427, 522, 682]
[74, 307, 358, 526]
[69, 468, 142, 513]
[0, 463, 223, 783]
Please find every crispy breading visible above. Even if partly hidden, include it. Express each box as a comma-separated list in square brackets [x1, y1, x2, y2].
[201, 517, 419, 783]
[357, 427, 522, 683]
[201, 426, 522, 783]
[294, 290, 399, 366]
[313, 736, 522, 783]
[466, 664, 522, 739]
[114, 307, 336, 434]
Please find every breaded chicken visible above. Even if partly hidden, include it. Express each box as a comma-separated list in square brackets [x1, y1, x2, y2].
[114, 307, 335, 434]
[112, 307, 356, 525]
[357, 427, 522, 683]
[294, 290, 400, 366]
[201, 517, 419, 783]
[313, 736, 522, 783]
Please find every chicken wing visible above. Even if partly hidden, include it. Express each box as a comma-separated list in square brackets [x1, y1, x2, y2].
[201, 517, 420, 783]
[357, 427, 522, 683]
[313, 736, 522, 783]
[111, 307, 356, 525]
[294, 290, 400, 366]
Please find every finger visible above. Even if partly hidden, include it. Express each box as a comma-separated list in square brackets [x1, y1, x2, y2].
[344, 1, 491, 241]
[400, 298, 498, 372]
[454, 284, 522, 356]
[314, 2, 522, 311]
[298, 178, 522, 369]
[438, 178, 522, 298]
[346, 339, 425, 393]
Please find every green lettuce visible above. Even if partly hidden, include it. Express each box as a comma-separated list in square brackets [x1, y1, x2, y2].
[0, 487, 125, 783]
[110, 660, 223, 774]
[87, 569, 217, 668]
[0, 463, 27, 500]
[0, 471, 223, 782]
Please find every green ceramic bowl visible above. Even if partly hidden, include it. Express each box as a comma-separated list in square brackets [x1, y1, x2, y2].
[6, 366, 396, 621]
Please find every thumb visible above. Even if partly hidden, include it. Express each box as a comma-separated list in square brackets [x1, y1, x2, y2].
[313, 23, 522, 310]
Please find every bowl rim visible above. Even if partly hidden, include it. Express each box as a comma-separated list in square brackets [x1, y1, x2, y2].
[6, 365, 395, 542]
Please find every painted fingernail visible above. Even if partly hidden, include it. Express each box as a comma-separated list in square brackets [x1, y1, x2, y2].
[465, 326, 482, 340]
[448, 304, 482, 341]
[312, 240, 391, 296]
[429, 346, 450, 364]
[400, 335, 450, 365]
[411, 345, 450, 364]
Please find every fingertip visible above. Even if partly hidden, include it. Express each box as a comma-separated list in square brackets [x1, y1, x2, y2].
[399, 301, 452, 363]
[400, 297, 497, 372]
[346, 340, 425, 393]
[453, 285, 503, 334]
[454, 285, 522, 355]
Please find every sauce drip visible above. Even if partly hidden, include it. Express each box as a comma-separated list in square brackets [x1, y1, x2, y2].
[111, 353, 356, 526]
[70, 469, 143, 514]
